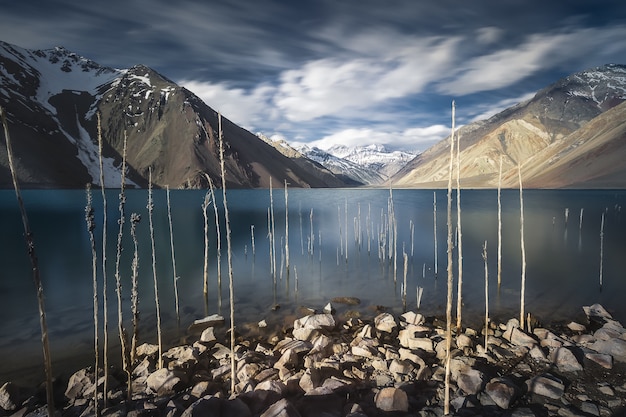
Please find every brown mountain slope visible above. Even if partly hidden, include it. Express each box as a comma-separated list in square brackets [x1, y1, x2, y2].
[391, 64, 626, 188]
[0, 42, 348, 189]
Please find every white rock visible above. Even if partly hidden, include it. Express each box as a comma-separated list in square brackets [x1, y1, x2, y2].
[294, 314, 335, 330]
[374, 387, 409, 412]
[374, 313, 397, 333]
[146, 368, 181, 397]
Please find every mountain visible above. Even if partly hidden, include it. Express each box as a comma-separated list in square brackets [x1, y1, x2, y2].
[326, 144, 416, 180]
[391, 64, 626, 188]
[0, 41, 349, 189]
[294, 145, 381, 186]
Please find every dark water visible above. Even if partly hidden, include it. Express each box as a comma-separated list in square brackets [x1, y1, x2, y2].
[1, 188, 625, 385]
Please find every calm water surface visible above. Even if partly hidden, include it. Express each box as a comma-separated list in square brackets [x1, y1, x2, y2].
[1, 188, 625, 384]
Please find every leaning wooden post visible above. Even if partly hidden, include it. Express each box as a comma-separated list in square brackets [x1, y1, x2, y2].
[129, 212, 141, 364]
[433, 191, 438, 278]
[2, 107, 55, 417]
[518, 164, 527, 330]
[202, 190, 211, 297]
[599, 211, 605, 290]
[444, 101, 456, 416]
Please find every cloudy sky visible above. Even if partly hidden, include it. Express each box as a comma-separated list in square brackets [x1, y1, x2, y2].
[1, 0, 626, 151]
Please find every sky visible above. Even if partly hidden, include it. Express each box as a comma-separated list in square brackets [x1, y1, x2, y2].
[1, 0, 626, 152]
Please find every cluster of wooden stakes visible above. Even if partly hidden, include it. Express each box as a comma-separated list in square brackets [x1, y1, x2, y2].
[1, 102, 607, 416]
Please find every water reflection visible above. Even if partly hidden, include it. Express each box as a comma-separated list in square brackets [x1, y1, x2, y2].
[1, 189, 625, 384]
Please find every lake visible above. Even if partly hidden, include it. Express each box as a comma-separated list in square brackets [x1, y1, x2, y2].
[1, 188, 625, 385]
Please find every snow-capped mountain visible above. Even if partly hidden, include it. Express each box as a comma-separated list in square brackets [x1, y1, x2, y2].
[326, 144, 416, 180]
[295, 145, 385, 185]
[0, 40, 349, 189]
[392, 63, 626, 188]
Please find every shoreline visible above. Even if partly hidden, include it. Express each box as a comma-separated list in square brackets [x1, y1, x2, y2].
[1, 302, 625, 417]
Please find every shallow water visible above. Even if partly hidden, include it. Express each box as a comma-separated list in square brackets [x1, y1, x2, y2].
[1, 188, 625, 385]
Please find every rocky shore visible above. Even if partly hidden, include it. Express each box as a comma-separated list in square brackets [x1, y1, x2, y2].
[1, 302, 625, 417]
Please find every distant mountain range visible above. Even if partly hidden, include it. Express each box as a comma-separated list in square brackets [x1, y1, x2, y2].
[0, 40, 348, 189]
[2, 38, 626, 189]
[391, 64, 626, 188]
[259, 137, 415, 185]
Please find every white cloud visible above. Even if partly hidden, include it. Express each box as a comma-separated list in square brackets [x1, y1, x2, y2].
[438, 25, 626, 95]
[274, 35, 459, 122]
[180, 80, 276, 129]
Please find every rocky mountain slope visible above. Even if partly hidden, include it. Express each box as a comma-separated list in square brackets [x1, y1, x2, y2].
[0, 41, 348, 189]
[391, 64, 626, 188]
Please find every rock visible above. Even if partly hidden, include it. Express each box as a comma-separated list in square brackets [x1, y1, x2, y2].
[583, 304, 613, 321]
[163, 345, 199, 368]
[551, 347, 583, 372]
[200, 327, 217, 343]
[255, 380, 286, 394]
[294, 314, 335, 330]
[400, 311, 425, 326]
[589, 338, 626, 362]
[374, 313, 397, 333]
[485, 377, 518, 409]
[258, 319, 267, 328]
[331, 296, 361, 305]
[398, 348, 426, 367]
[374, 387, 409, 412]
[0, 382, 20, 411]
[529, 345, 547, 361]
[456, 334, 473, 349]
[260, 398, 301, 417]
[146, 368, 182, 397]
[389, 359, 415, 376]
[274, 339, 313, 355]
[323, 302, 334, 314]
[398, 330, 433, 351]
[585, 352, 613, 369]
[136, 343, 160, 358]
[457, 368, 485, 395]
[567, 321, 586, 332]
[526, 374, 565, 399]
[64, 368, 93, 401]
[188, 314, 225, 333]
[509, 328, 538, 348]
[292, 327, 320, 341]
[580, 402, 600, 416]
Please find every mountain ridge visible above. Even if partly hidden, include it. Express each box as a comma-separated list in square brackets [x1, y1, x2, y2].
[0, 40, 349, 189]
[391, 63, 626, 188]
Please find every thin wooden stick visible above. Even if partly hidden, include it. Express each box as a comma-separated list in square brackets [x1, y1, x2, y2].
[147, 168, 163, 369]
[202, 190, 211, 297]
[444, 101, 455, 416]
[218, 113, 237, 394]
[2, 107, 55, 417]
[166, 185, 180, 323]
[113, 132, 131, 398]
[84, 184, 100, 417]
[207, 176, 221, 292]
[497, 156, 503, 287]
[483, 241, 489, 352]
[600, 211, 605, 290]
[455, 128, 464, 333]
[433, 191, 438, 278]
[96, 113, 110, 406]
[284, 180, 289, 275]
[518, 164, 527, 330]
[130, 212, 141, 365]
